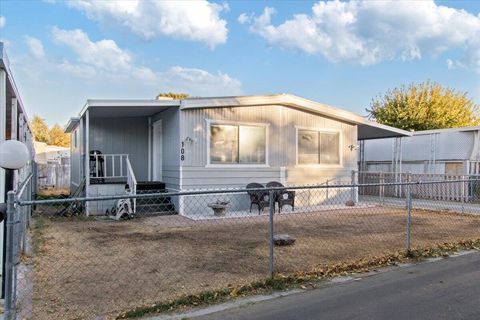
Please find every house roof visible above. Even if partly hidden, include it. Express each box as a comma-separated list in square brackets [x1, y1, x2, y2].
[181, 94, 411, 140]
[64, 117, 80, 133]
[66, 94, 411, 139]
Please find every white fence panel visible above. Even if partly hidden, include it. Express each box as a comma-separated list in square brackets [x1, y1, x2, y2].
[37, 163, 70, 190]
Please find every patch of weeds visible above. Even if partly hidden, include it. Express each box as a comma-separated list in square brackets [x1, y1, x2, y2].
[117, 238, 480, 319]
[31, 216, 48, 254]
[35, 193, 69, 200]
[32, 213, 97, 223]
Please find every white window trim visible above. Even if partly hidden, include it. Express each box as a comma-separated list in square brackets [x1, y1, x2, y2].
[206, 119, 270, 168]
[295, 126, 343, 168]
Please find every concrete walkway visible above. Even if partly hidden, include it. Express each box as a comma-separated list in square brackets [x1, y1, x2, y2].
[360, 195, 480, 214]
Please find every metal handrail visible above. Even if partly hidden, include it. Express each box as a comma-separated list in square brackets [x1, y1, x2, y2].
[126, 157, 137, 213]
[90, 154, 129, 179]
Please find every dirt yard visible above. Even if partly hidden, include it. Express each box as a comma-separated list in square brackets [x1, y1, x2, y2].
[27, 206, 480, 319]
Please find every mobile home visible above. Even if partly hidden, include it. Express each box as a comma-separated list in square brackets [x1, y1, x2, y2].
[65, 94, 410, 215]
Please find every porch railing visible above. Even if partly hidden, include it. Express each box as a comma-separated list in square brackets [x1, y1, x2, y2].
[90, 154, 129, 179]
[126, 157, 137, 213]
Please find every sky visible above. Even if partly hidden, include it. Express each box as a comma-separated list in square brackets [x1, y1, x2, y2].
[0, 0, 479, 126]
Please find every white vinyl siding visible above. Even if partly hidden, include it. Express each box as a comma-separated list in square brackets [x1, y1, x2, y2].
[179, 105, 356, 189]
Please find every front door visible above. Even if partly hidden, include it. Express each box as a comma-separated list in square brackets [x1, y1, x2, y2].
[152, 120, 162, 181]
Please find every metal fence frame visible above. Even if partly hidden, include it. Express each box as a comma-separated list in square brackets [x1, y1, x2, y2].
[4, 177, 480, 319]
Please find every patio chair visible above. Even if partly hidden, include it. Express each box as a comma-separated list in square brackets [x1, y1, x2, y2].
[246, 183, 270, 214]
[89, 150, 105, 184]
[266, 181, 295, 213]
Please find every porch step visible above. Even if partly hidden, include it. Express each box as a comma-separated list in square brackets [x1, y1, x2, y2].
[136, 181, 166, 192]
[136, 194, 173, 205]
[133, 181, 176, 215]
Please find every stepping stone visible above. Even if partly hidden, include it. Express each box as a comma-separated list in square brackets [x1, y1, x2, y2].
[273, 234, 296, 246]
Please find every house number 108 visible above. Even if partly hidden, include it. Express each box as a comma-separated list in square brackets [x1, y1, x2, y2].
[180, 142, 185, 161]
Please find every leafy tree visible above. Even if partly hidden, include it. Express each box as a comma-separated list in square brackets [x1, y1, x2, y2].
[31, 115, 50, 143]
[31, 115, 70, 147]
[367, 81, 480, 131]
[156, 92, 190, 100]
[48, 124, 70, 147]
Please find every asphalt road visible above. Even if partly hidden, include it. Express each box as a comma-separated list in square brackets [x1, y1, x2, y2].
[194, 252, 480, 320]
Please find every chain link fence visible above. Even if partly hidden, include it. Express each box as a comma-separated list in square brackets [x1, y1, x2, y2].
[4, 177, 480, 319]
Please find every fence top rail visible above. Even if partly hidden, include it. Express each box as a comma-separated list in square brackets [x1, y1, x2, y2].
[359, 171, 472, 177]
[17, 178, 480, 206]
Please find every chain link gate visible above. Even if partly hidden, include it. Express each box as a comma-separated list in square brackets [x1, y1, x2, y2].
[3, 177, 480, 319]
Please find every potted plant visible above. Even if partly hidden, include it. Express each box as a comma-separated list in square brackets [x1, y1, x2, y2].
[207, 200, 230, 216]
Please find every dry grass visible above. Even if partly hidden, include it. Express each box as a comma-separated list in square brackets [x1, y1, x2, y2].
[27, 205, 480, 319]
[36, 189, 70, 198]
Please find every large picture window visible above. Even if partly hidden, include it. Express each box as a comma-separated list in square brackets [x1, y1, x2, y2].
[297, 129, 340, 165]
[210, 124, 266, 165]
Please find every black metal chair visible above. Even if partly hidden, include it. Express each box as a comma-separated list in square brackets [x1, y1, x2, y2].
[89, 150, 105, 184]
[246, 183, 270, 214]
[266, 181, 295, 213]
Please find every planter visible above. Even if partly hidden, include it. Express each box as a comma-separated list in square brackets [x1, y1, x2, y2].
[208, 201, 230, 217]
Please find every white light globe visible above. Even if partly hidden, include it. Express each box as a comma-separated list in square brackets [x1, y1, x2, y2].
[0, 140, 30, 170]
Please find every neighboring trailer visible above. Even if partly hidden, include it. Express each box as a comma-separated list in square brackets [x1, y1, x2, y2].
[0, 42, 35, 297]
[360, 127, 480, 175]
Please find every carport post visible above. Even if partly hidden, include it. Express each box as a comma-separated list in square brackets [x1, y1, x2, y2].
[268, 190, 275, 278]
[4, 191, 16, 320]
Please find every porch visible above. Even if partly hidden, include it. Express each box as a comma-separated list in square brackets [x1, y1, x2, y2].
[77, 100, 179, 215]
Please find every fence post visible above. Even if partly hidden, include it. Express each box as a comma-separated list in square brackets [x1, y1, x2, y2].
[351, 170, 356, 203]
[4, 191, 16, 320]
[406, 179, 412, 254]
[461, 175, 466, 214]
[325, 179, 329, 203]
[379, 172, 385, 204]
[268, 189, 275, 278]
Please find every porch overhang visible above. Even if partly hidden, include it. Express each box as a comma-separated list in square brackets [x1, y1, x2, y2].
[80, 99, 180, 119]
[180, 94, 412, 140]
[357, 122, 411, 140]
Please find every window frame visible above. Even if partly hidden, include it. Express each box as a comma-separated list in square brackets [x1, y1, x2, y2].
[295, 126, 343, 168]
[206, 119, 270, 168]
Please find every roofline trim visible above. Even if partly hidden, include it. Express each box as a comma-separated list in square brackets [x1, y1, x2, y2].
[412, 126, 480, 135]
[64, 117, 80, 133]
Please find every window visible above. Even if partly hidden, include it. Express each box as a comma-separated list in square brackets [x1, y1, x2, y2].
[210, 124, 266, 165]
[297, 129, 340, 165]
